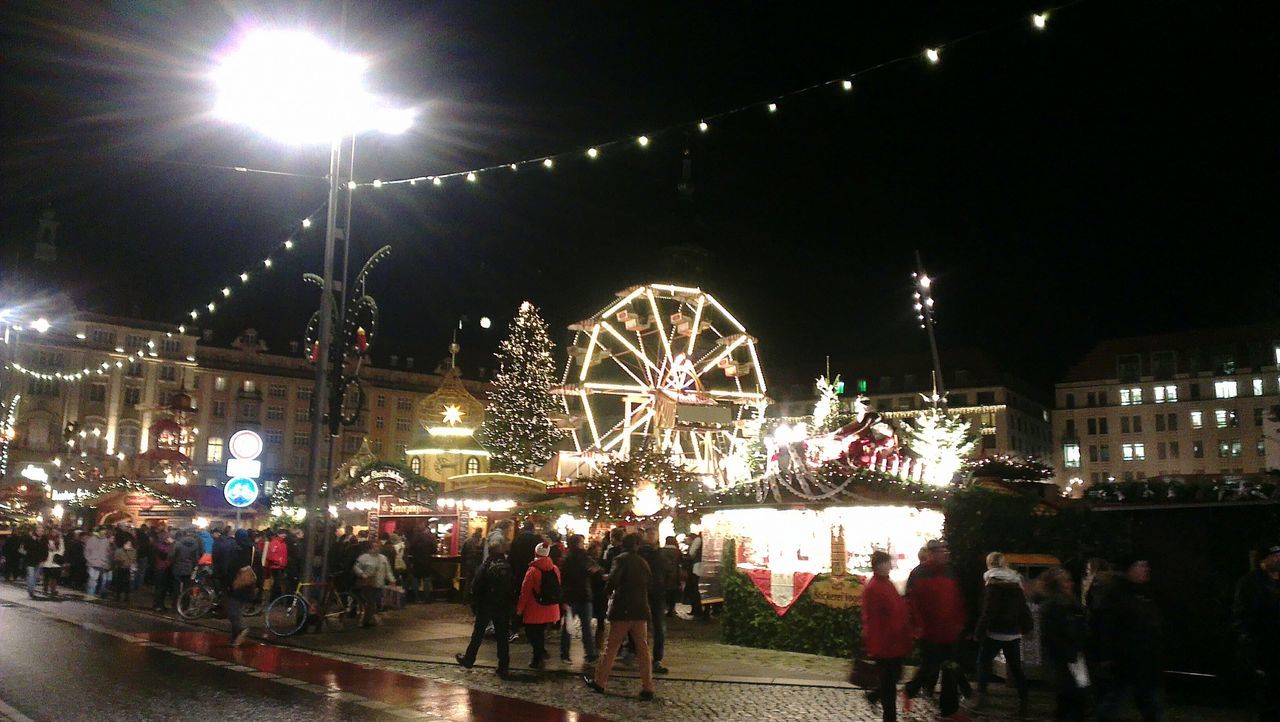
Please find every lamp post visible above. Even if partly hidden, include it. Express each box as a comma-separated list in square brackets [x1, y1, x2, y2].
[913, 251, 945, 409]
[212, 28, 412, 585]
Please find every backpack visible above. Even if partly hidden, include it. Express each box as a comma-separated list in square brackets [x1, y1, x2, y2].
[535, 566, 562, 606]
[471, 556, 514, 605]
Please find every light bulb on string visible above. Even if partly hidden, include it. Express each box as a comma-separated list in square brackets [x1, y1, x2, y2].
[925, 48, 940, 64]
[466, 172, 477, 183]
[698, 121, 708, 132]
[509, 163, 518, 171]
[347, 181, 357, 190]
[767, 103, 778, 113]
[302, 218, 312, 228]
[1032, 12, 1048, 29]
[284, 240, 293, 249]
[842, 80, 853, 91]
[637, 135, 650, 147]
[543, 158, 554, 169]
[264, 258, 273, 268]
[240, 273, 249, 283]
[372, 179, 383, 188]
[190, 310, 199, 320]
[221, 288, 231, 297]
[432, 177, 442, 186]
[587, 147, 598, 159]
[206, 302, 216, 313]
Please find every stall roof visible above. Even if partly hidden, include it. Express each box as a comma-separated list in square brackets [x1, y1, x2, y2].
[442, 473, 548, 499]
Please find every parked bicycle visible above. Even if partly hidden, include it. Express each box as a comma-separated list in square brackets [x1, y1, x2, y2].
[264, 577, 362, 637]
[176, 567, 263, 621]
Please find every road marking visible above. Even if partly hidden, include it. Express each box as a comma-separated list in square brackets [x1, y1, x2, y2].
[0, 695, 37, 722]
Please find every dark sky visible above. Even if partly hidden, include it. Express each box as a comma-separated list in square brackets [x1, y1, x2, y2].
[1, 1, 1275, 399]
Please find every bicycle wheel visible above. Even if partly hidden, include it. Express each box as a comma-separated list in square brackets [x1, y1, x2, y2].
[265, 593, 308, 637]
[177, 585, 214, 621]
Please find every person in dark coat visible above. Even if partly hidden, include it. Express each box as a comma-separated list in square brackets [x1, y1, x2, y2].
[459, 527, 485, 596]
[586, 539, 608, 654]
[169, 529, 200, 598]
[1233, 543, 1280, 722]
[3, 528, 24, 581]
[508, 521, 541, 587]
[972, 552, 1033, 715]
[214, 529, 256, 647]
[862, 550, 912, 722]
[903, 539, 968, 716]
[635, 527, 674, 673]
[1090, 556, 1165, 722]
[558, 534, 599, 664]
[151, 531, 174, 611]
[65, 530, 87, 590]
[584, 533, 656, 700]
[1039, 567, 1090, 722]
[661, 536, 682, 618]
[406, 529, 437, 603]
[455, 540, 516, 678]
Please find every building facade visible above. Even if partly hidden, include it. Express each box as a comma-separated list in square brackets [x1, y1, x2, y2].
[1053, 323, 1280, 488]
[2, 315, 491, 498]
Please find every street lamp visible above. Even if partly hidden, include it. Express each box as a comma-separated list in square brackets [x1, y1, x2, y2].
[213, 28, 413, 584]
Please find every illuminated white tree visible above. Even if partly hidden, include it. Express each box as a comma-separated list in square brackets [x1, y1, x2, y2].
[812, 375, 843, 433]
[482, 301, 563, 473]
[902, 408, 977, 486]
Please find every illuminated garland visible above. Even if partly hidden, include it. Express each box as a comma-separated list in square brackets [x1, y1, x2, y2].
[1086, 476, 1280, 505]
[67, 478, 197, 508]
[716, 461, 949, 506]
[333, 460, 438, 501]
[580, 447, 711, 522]
[355, 3, 1081, 189]
[965, 455, 1054, 482]
[0, 394, 19, 477]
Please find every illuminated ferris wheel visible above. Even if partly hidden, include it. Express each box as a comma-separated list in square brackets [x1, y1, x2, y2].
[556, 283, 770, 487]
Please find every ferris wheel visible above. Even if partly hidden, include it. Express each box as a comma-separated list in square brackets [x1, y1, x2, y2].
[556, 283, 770, 487]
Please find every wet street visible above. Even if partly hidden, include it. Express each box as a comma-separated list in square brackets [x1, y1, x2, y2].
[0, 585, 602, 722]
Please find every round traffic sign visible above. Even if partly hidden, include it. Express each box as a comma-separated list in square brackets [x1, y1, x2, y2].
[228, 430, 263, 460]
[223, 477, 259, 508]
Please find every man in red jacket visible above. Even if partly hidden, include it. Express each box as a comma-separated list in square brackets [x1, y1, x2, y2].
[904, 539, 968, 718]
[264, 529, 289, 600]
[863, 550, 912, 722]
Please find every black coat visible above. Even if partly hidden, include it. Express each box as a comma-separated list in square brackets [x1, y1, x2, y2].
[1039, 591, 1087, 664]
[1089, 577, 1163, 682]
[170, 536, 201, 577]
[508, 530, 541, 582]
[559, 547, 595, 604]
[469, 553, 516, 611]
[976, 580, 1034, 637]
[637, 543, 671, 597]
[604, 551, 652, 621]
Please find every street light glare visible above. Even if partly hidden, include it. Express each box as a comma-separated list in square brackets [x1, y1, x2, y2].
[212, 30, 413, 144]
[31, 318, 51, 334]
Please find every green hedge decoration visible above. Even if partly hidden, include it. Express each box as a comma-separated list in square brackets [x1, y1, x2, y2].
[719, 538, 864, 658]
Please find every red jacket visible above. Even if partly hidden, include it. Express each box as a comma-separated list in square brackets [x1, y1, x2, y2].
[906, 561, 966, 644]
[517, 556, 562, 624]
[265, 537, 288, 571]
[862, 575, 912, 659]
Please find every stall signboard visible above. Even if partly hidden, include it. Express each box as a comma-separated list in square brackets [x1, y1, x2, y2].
[808, 575, 864, 609]
[378, 495, 432, 517]
[443, 473, 547, 497]
[139, 508, 196, 518]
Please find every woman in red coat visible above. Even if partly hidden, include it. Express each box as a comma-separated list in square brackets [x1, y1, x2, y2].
[517, 542, 562, 669]
[862, 550, 912, 722]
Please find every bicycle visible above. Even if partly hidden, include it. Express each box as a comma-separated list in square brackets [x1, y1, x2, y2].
[264, 577, 362, 637]
[176, 567, 263, 621]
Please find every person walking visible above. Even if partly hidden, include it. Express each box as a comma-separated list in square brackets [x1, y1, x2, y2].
[353, 540, 393, 628]
[1233, 543, 1280, 722]
[661, 536, 682, 618]
[637, 526, 674, 673]
[264, 529, 289, 601]
[1091, 556, 1165, 722]
[111, 537, 136, 603]
[971, 552, 1033, 716]
[862, 550, 912, 722]
[1039, 567, 1090, 722]
[457, 540, 516, 678]
[482, 519, 512, 564]
[40, 529, 65, 598]
[460, 527, 485, 592]
[151, 531, 174, 611]
[3, 527, 23, 581]
[517, 542, 562, 669]
[406, 528, 437, 603]
[683, 530, 706, 620]
[84, 527, 113, 598]
[65, 530, 87, 590]
[586, 539, 609, 654]
[558, 534, 599, 664]
[903, 539, 968, 718]
[584, 533, 657, 701]
[20, 526, 46, 598]
[215, 529, 257, 647]
[169, 529, 200, 598]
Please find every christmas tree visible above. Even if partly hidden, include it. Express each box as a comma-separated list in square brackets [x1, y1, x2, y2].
[901, 408, 978, 487]
[812, 374, 844, 433]
[269, 478, 296, 509]
[482, 301, 563, 473]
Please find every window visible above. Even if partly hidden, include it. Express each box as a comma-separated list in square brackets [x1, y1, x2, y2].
[1089, 445, 1099, 462]
[214, 376, 228, 391]
[410, 457, 422, 474]
[123, 387, 141, 405]
[266, 405, 285, 421]
[1259, 438, 1267, 457]
[242, 380, 257, 393]
[238, 402, 259, 421]
[1169, 441, 1180, 458]
[1132, 415, 1142, 433]
[1098, 391, 1108, 406]
[158, 365, 177, 382]
[268, 384, 287, 399]
[294, 408, 310, 423]
[1191, 411, 1203, 429]
[117, 426, 140, 456]
[1119, 388, 1143, 406]
[1252, 379, 1264, 396]
[1151, 351, 1176, 380]
[1087, 392, 1097, 407]
[1117, 354, 1141, 382]
[1155, 415, 1165, 432]
[397, 398, 412, 411]
[1214, 353, 1237, 375]
[296, 386, 312, 401]
[160, 338, 181, 354]
[265, 429, 282, 446]
[127, 361, 143, 378]
[1168, 413, 1178, 431]
[89, 384, 107, 402]
[951, 393, 968, 406]
[976, 391, 997, 405]
[1063, 443, 1081, 468]
[1098, 418, 1108, 434]
[1232, 440, 1243, 457]
[207, 437, 224, 464]
[343, 435, 361, 453]
[1087, 418, 1097, 435]
[1193, 441, 1204, 458]
[1121, 417, 1130, 434]
[1215, 410, 1228, 429]
[213, 400, 227, 418]
[896, 396, 913, 410]
[377, 394, 386, 408]
[1153, 385, 1177, 403]
[1122, 443, 1145, 461]
[1256, 408, 1266, 427]
[371, 439, 384, 453]
[395, 418, 411, 432]
[1275, 344, 1280, 366]
[1065, 419, 1076, 435]
[1215, 380, 1239, 399]
[292, 455, 307, 472]
[158, 391, 174, 407]
[375, 416, 385, 430]
[1157, 442, 1166, 460]
[1065, 393, 1075, 409]
[293, 431, 310, 447]
[125, 334, 148, 350]
[395, 442, 408, 457]
[1100, 444, 1111, 462]
[1190, 383, 1202, 400]
[1218, 441, 1236, 458]
[90, 329, 115, 346]
[465, 457, 481, 474]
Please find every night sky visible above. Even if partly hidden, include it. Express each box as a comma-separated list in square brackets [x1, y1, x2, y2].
[1, 1, 1275, 400]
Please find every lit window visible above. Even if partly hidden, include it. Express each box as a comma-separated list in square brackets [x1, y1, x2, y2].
[265, 429, 282, 445]
[213, 400, 226, 418]
[269, 384, 287, 398]
[215, 376, 227, 391]
[1215, 410, 1228, 429]
[207, 437, 224, 464]
[410, 457, 422, 474]
[1215, 380, 1238, 399]
[267, 405, 285, 421]
[1191, 411, 1203, 429]
[395, 418, 411, 432]
[243, 380, 257, 393]
[158, 365, 177, 382]
[1122, 443, 1145, 461]
[377, 395, 386, 408]
[1153, 385, 1177, 403]
[1063, 443, 1081, 468]
[466, 456, 481, 474]
[1119, 387, 1142, 406]
[1252, 379, 1264, 396]
[1259, 438, 1267, 457]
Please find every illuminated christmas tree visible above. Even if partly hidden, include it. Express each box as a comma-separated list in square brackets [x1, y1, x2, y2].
[812, 374, 844, 433]
[901, 408, 977, 487]
[482, 301, 563, 473]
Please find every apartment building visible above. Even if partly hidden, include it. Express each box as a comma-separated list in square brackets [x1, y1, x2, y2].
[1054, 323, 1280, 487]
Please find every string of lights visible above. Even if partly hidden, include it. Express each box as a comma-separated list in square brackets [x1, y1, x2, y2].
[354, 3, 1082, 190]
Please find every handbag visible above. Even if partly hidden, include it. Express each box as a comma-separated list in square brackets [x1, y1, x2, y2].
[849, 658, 879, 688]
[232, 548, 258, 591]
